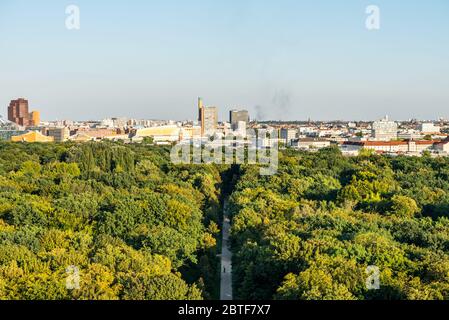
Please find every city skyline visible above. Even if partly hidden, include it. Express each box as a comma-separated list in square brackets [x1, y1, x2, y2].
[3, 96, 449, 124]
[1, 0, 449, 121]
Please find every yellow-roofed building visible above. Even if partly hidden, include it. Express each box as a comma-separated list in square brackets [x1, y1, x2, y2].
[135, 125, 181, 143]
[135, 125, 202, 144]
[11, 131, 54, 143]
[136, 125, 180, 137]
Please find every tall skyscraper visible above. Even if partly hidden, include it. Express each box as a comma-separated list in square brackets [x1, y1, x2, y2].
[230, 110, 250, 126]
[7, 98, 40, 127]
[8, 98, 30, 126]
[203, 107, 218, 135]
[198, 97, 204, 123]
[198, 97, 218, 135]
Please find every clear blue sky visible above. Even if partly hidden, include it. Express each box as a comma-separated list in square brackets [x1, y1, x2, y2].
[1, 0, 448, 121]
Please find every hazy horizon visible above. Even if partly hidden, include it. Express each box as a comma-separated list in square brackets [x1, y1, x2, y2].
[1, 0, 448, 122]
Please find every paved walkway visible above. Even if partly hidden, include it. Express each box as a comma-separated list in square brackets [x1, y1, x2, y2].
[220, 200, 233, 300]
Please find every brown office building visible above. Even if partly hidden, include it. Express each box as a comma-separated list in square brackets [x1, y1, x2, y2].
[8, 98, 40, 127]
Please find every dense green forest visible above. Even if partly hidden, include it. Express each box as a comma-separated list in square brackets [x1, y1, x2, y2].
[0, 142, 222, 300]
[2, 141, 449, 300]
[229, 147, 449, 300]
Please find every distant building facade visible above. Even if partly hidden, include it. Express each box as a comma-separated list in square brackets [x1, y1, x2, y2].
[0, 118, 27, 141]
[7, 98, 40, 127]
[372, 116, 398, 141]
[230, 110, 249, 129]
[343, 140, 438, 154]
[435, 139, 449, 153]
[8, 98, 29, 126]
[0, 129, 27, 141]
[47, 127, 70, 142]
[30, 111, 40, 126]
[133, 125, 201, 144]
[203, 107, 218, 134]
[198, 98, 218, 135]
[397, 130, 423, 140]
[280, 128, 298, 146]
[292, 138, 331, 150]
[233, 121, 247, 136]
[76, 128, 121, 140]
[11, 131, 54, 143]
[420, 123, 440, 134]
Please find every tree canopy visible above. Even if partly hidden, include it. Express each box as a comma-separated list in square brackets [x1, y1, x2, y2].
[229, 148, 449, 300]
[0, 141, 222, 300]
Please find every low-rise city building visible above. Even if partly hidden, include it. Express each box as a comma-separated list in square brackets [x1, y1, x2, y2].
[280, 128, 297, 146]
[420, 123, 440, 134]
[11, 131, 54, 143]
[342, 140, 440, 155]
[291, 138, 331, 150]
[434, 139, 449, 154]
[47, 127, 70, 142]
[372, 116, 398, 141]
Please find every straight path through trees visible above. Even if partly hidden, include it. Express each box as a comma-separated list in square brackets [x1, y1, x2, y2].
[220, 200, 233, 300]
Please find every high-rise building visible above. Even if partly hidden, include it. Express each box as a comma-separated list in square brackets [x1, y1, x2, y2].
[198, 97, 218, 135]
[372, 116, 398, 141]
[198, 97, 204, 123]
[203, 107, 218, 135]
[7, 98, 40, 127]
[30, 111, 40, 126]
[230, 110, 250, 128]
[8, 98, 30, 126]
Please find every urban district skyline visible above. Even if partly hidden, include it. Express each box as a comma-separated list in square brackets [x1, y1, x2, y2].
[1, 97, 448, 123]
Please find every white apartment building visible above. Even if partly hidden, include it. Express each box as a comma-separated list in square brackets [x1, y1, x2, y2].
[292, 138, 331, 150]
[398, 130, 424, 140]
[372, 116, 398, 141]
[343, 140, 435, 154]
[420, 123, 441, 134]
